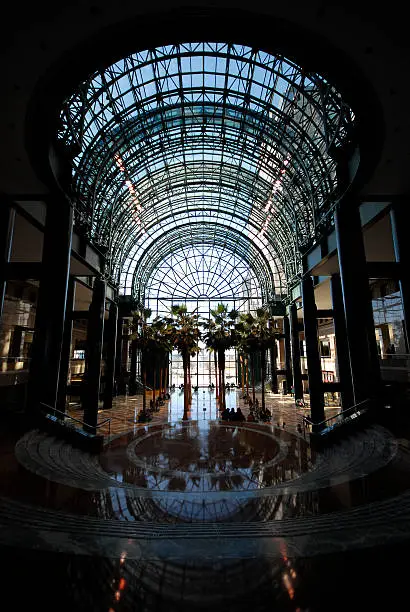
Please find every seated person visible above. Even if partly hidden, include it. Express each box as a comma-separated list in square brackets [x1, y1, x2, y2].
[229, 408, 236, 421]
[247, 410, 256, 422]
[235, 407, 245, 421]
[221, 407, 230, 420]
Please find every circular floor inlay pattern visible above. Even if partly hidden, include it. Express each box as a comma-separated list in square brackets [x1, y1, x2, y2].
[7, 423, 410, 557]
[15, 422, 397, 501]
[124, 423, 288, 488]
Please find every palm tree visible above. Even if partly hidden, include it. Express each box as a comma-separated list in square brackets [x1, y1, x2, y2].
[130, 307, 152, 412]
[131, 309, 172, 411]
[166, 304, 201, 419]
[236, 308, 279, 412]
[202, 304, 239, 411]
[146, 316, 173, 404]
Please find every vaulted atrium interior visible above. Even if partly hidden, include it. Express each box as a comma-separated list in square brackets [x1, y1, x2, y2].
[59, 41, 355, 311]
[1, 4, 410, 611]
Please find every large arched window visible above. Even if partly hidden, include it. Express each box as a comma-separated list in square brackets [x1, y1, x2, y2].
[58, 41, 355, 302]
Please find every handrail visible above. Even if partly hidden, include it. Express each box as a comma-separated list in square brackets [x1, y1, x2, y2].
[306, 398, 370, 431]
[39, 403, 111, 435]
[133, 378, 153, 391]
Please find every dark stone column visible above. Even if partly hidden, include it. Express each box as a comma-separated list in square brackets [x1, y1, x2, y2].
[83, 278, 106, 431]
[103, 300, 118, 410]
[122, 330, 130, 371]
[390, 201, 410, 353]
[29, 196, 73, 412]
[57, 277, 76, 412]
[283, 315, 293, 394]
[9, 326, 23, 357]
[301, 275, 325, 427]
[330, 274, 354, 410]
[115, 316, 123, 383]
[269, 344, 278, 394]
[334, 201, 380, 405]
[129, 339, 138, 395]
[290, 303, 304, 401]
[0, 203, 15, 320]
[268, 319, 278, 393]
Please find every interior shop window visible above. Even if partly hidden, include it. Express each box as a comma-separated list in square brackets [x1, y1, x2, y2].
[73, 349, 85, 360]
[371, 278, 407, 353]
[322, 371, 334, 383]
[0, 280, 38, 371]
[320, 340, 331, 357]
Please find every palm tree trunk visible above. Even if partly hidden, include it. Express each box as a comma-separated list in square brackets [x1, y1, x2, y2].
[218, 364, 221, 408]
[183, 352, 189, 419]
[240, 354, 245, 394]
[218, 348, 225, 410]
[250, 352, 256, 405]
[142, 368, 147, 412]
[219, 366, 223, 408]
[188, 359, 192, 404]
[214, 351, 219, 399]
[261, 349, 266, 411]
[153, 363, 156, 405]
[246, 356, 249, 398]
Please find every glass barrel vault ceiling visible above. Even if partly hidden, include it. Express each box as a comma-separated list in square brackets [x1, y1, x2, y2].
[58, 41, 355, 304]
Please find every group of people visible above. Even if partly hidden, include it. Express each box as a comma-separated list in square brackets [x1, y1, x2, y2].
[241, 394, 272, 422]
[149, 393, 170, 410]
[137, 392, 170, 422]
[220, 407, 245, 421]
[134, 383, 273, 424]
[246, 406, 272, 422]
[208, 382, 236, 390]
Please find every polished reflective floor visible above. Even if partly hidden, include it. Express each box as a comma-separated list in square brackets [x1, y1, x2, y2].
[1, 390, 410, 610]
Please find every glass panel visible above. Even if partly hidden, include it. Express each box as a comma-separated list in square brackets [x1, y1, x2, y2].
[58, 41, 354, 299]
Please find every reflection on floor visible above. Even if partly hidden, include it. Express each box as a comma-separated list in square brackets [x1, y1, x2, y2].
[67, 389, 331, 438]
[1, 389, 410, 610]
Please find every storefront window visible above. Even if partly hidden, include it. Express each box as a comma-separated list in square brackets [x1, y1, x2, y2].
[371, 278, 407, 356]
[0, 280, 37, 380]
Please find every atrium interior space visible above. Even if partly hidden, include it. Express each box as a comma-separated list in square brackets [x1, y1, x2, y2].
[1, 3, 410, 610]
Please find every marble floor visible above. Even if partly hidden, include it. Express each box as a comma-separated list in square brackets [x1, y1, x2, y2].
[1, 390, 410, 610]
[67, 388, 323, 438]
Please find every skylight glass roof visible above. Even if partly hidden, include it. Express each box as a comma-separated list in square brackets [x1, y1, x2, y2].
[58, 41, 355, 302]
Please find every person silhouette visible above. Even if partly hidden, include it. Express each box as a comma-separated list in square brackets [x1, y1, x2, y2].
[235, 407, 245, 421]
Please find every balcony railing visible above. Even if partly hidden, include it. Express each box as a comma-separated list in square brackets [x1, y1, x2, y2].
[380, 353, 410, 382]
[303, 398, 371, 436]
[0, 356, 31, 386]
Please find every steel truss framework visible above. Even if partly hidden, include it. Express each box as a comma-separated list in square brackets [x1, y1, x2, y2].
[58, 41, 355, 306]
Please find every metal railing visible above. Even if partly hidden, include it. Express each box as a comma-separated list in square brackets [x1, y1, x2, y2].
[379, 353, 410, 382]
[0, 356, 31, 368]
[134, 378, 153, 391]
[303, 398, 371, 435]
[380, 353, 410, 364]
[39, 403, 111, 436]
